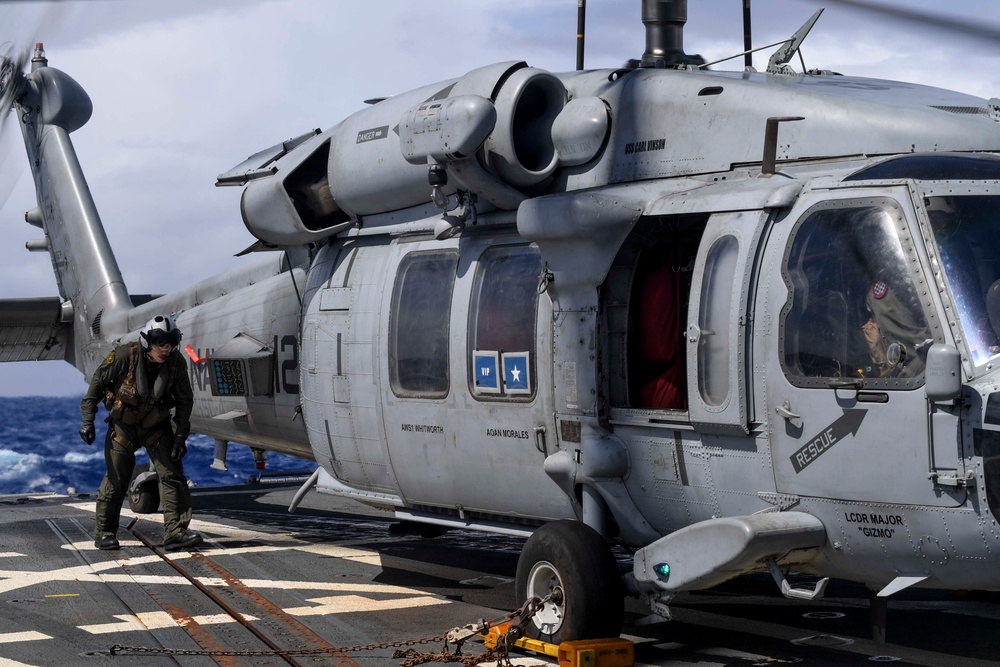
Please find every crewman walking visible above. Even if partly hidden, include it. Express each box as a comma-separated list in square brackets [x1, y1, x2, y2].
[79, 315, 203, 551]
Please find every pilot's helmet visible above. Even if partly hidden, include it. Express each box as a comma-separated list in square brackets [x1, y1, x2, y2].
[139, 315, 182, 350]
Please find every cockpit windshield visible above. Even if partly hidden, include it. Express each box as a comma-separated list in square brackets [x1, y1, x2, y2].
[926, 195, 1000, 366]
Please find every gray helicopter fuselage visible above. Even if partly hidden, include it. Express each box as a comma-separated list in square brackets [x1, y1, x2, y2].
[9, 40, 1000, 608]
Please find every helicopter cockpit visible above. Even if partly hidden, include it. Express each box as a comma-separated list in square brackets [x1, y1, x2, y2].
[782, 153, 1000, 388]
[925, 194, 1000, 367]
[781, 200, 933, 386]
[846, 153, 1000, 374]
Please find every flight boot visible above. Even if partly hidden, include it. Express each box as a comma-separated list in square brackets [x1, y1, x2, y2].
[94, 533, 120, 550]
[163, 530, 203, 551]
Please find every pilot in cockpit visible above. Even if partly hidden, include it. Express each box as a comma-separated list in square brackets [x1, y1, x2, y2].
[852, 209, 933, 379]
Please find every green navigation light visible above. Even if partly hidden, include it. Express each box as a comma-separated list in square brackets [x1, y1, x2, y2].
[653, 562, 671, 582]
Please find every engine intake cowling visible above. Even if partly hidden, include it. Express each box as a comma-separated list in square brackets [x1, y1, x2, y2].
[329, 61, 568, 215]
[482, 66, 567, 188]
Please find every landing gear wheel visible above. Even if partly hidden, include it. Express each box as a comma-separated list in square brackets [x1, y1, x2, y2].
[128, 465, 160, 514]
[515, 520, 623, 643]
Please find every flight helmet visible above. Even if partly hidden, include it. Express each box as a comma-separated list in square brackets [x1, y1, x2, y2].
[139, 315, 182, 350]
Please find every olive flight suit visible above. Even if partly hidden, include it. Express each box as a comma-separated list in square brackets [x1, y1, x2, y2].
[863, 279, 933, 378]
[80, 342, 195, 541]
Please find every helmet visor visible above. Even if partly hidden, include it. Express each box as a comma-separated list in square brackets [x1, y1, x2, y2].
[146, 327, 181, 348]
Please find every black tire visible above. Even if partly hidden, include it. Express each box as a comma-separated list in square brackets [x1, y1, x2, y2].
[128, 465, 160, 514]
[514, 520, 623, 643]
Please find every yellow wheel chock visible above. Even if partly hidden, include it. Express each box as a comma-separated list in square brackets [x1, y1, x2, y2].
[483, 622, 634, 667]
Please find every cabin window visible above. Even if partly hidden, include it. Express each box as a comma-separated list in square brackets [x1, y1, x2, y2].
[389, 250, 458, 398]
[469, 245, 541, 399]
[781, 201, 933, 388]
[697, 235, 739, 406]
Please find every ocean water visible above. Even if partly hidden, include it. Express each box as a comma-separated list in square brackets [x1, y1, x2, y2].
[0, 396, 315, 495]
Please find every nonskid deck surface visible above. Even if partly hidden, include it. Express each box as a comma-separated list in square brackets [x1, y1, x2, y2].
[0, 483, 525, 666]
[0, 482, 998, 667]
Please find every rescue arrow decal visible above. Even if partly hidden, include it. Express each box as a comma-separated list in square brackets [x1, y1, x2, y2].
[790, 408, 867, 473]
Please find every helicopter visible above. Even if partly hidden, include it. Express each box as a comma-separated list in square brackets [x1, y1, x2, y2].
[5, 0, 1000, 646]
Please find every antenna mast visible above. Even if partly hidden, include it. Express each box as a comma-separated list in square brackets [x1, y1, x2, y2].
[743, 0, 753, 68]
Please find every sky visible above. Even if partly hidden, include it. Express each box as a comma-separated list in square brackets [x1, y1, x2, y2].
[1, 0, 1000, 396]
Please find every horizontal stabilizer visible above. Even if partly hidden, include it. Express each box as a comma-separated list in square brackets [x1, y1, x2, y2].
[631, 512, 827, 594]
[0, 297, 70, 362]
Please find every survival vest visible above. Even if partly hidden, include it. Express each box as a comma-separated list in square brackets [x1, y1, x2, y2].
[106, 342, 178, 431]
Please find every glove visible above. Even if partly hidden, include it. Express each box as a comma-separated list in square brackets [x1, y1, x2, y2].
[171, 436, 187, 461]
[79, 423, 96, 446]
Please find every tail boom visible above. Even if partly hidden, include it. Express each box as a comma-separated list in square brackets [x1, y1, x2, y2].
[13, 46, 132, 376]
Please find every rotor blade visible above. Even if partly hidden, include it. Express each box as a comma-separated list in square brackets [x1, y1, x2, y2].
[806, 0, 1000, 46]
[0, 113, 25, 215]
[0, 44, 29, 213]
[0, 43, 28, 114]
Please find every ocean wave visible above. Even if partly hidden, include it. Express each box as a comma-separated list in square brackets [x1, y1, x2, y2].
[0, 449, 43, 480]
[23, 474, 54, 492]
[63, 450, 104, 464]
[0, 396, 315, 494]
